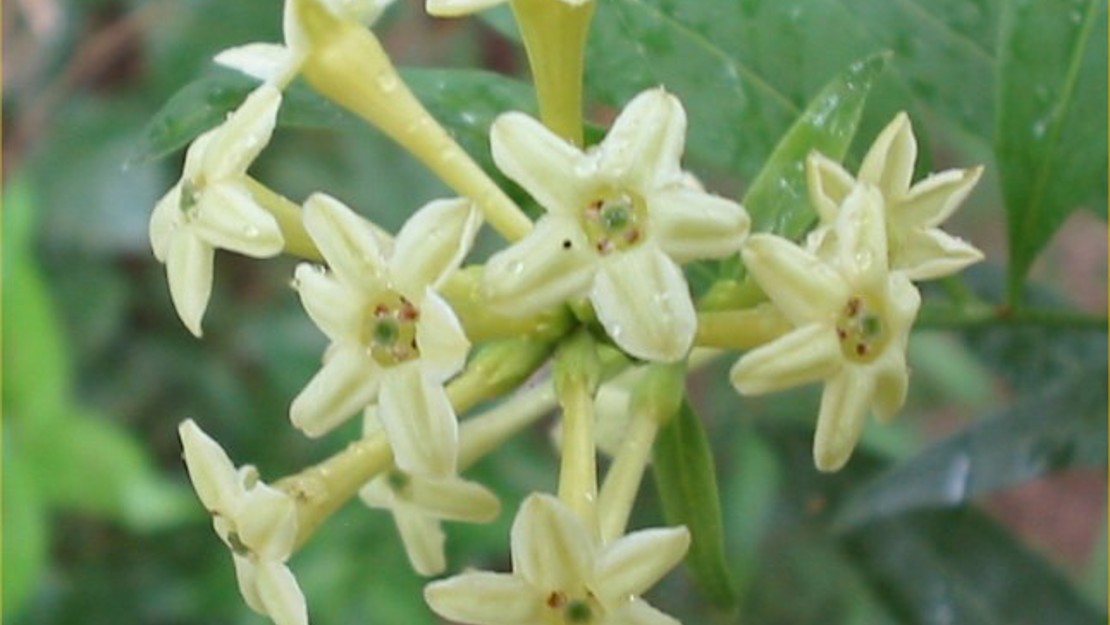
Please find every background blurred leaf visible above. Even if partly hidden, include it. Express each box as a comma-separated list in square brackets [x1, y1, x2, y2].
[996, 0, 1109, 301]
[2, 441, 50, 621]
[653, 400, 738, 610]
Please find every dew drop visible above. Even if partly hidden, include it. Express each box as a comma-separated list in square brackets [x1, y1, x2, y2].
[243, 225, 261, 238]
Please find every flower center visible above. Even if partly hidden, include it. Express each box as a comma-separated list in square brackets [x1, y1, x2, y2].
[834, 295, 888, 363]
[582, 192, 646, 255]
[361, 291, 420, 366]
[545, 591, 601, 624]
[179, 178, 205, 218]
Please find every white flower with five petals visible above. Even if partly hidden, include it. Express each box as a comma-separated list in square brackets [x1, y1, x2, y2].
[424, 493, 690, 625]
[291, 194, 479, 477]
[806, 112, 984, 281]
[730, 184, 921, 472]
[179, 419, 306, 625]
[149, 84, 285, 337]
[483, 88, 750, 363]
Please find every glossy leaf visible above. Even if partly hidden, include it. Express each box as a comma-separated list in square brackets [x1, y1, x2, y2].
[834, 360, 1108, 530]
[996, 0, 1109, 301]
[652, 400, 738, 609]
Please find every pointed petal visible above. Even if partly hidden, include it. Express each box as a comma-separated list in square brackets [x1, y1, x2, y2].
[237, 484, 297, 561]
[415, 289, 470, 381]
[425, 572, 541, 625]
[741, 234, 849, 326]
[870, 349, 909, 423]
[730, 323, 842, 395]
[408, 475, 500, 523]
[806, 151, 855, 223]
[831, 184, 889, 285]
[598, 89, 687, 188]
[813, 367, 875, 472]
[302, 193, 390, 291]
[232, 556, 268, 614]
[378, 363, 459, 476]
[165, 230, 214, 338]
[358, 475, 394, 510]
[899, 165, 983, 227]
[179, 419, 241, 514]
[424, 0, 506, 17]
[483, 215, 596, 314]
[896, 228, 984, 281]
[390, 198, 481, 292]
[150, 185, 182, 261]
[392, 506, 447, 576]
[202, 84, 281, 179]
[607, 599, 682, 625]
[859, 111, 915, 197]
[648, 187, 749, 263]
[193, 183, 284, 257]
[491, 112, 591, 215]
[334, 0, 395, 24]
[595, 526, 689, 602]
[254, 562, 309, 625]
[290, 343, 381, 437]
[590, 246, 695, 363]
[214, 43, 295, 82]
[293, 263, 362, 344]
[511, 494, 593, 591]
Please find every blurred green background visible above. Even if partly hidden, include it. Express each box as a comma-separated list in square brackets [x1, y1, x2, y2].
[3, 0, 1107, 624]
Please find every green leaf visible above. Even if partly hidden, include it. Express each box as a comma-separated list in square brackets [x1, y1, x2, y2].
[996, 0, 1109, 301]
[744, 53, 888, 241]
[845, 508, 1107, 625]
[834, 359, 1108, 530]
[652, 400, 738, 610]
[2, 439, 49, 620]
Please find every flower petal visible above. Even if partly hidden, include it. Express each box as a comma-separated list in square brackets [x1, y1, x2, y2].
[302, 193, 391, 291]
[408, 475, 501, 523]
[830, 184, 889, 286]
[164, 230, 214, 337]
[741, 234, 849, 326]
[215, 43, 296, 82]
[511, 494, 593, 591]
[232, 555, 267, 614]
[150, 185, 181, 262]
[813, 367, 875, 472]
[392, 505, 447, 576]
[491, 112, 591, 214]
[858, 111, 915, 198]
[237, 483, 298, 561]
[179, 419, 241, 514]
[293, 263, 362, 344]
[416, 288, 471, 381]
[254, 561, 309, 625]
[730, 323, 842, 395]
[648, 187, 749, 263]
[806, 151, 855, 223]
[193, 182, 285, 257]
[290, 343, 381, 437]
[483, 215, 596, 315]
[390, 198, 481, 292]
[899, 165, 983, 228]
[590, 245, 695, 363]
[425, 572, 541, 625]
[378, 362, 459, 476]
[598, 89, 686, 189]
[607, 599, 682, 625]
[896, 227, 984, 281]
[202, 84, 282, 179]
[870, 348, 909, 423]
[594, 526, 689, 603]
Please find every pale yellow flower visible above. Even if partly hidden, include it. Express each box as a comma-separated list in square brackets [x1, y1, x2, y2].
[806, 112, 983, 281]
[149, 85, 285, 337]
[178, 420, 306, 625]
[424, 493, 690, 625]
[483, 88, 750, 363]
[731, 185, 921, 472]
[291, 194, 479, 477]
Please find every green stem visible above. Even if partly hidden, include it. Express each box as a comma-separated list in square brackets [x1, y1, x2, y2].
[917, 304, 1108, 331]
[695, 304, 792, 350]
[243, 177, 321, 261]
[554, 330, 601, 529]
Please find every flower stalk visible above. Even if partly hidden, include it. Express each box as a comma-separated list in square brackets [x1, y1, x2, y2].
[553, 329, 601, 529]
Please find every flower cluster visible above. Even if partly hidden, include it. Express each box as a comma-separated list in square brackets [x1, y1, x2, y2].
[153, 0, 983, 623]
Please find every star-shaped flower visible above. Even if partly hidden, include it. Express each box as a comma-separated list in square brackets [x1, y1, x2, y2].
[291, 193, 479, 477]
[424, 493, 690, 625]
[426, 0, 590, 18]
[483, 88, 750, 363]
[360, 468, 500, 576]
[806, 112, 984, 281]
[179, 419, 306, 625]
[215, 0, 395, 85]
[730, 184, 921, 472]
[149, 84, 285, 337]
